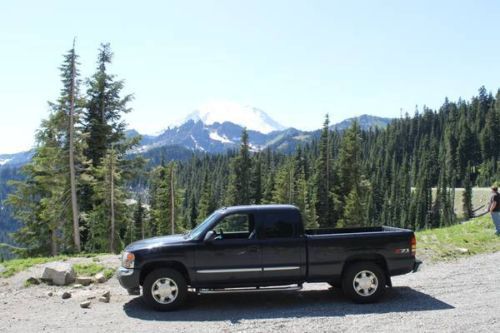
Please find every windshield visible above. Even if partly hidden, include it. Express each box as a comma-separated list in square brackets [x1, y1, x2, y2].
[186, 211, 220, 240]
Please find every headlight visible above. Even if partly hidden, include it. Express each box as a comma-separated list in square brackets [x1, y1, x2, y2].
[122, 252, 135, 269]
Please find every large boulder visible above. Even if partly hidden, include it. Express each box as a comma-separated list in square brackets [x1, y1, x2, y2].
[42, 262, 76, 286]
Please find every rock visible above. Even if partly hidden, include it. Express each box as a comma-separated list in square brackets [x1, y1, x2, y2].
[456, 247, 469, 254]
[0, 264, 5, 274]
[75, 276, 93, 286]
[80, 301, 91, 309]
[99, 290, 111, 303]
[25, 277, 40, 285]
[42, 262, 76, 286]
[94, 272, 106, 283]
[98, 296, 110, 303]
[61, 291, 71, 299]
[47, 291, 53, 297]
[73, 284, 83, 289]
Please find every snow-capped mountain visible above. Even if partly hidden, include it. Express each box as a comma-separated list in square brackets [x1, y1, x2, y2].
[135, 119, 304, 154]
[173, 101, 286, 134]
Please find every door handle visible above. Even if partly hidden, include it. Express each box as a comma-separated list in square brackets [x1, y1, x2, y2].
[247, 246, 259, 253]
[237, 246, 259, 255]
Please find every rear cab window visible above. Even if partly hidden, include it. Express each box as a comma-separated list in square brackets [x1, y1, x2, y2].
[258, 209, 301, 239]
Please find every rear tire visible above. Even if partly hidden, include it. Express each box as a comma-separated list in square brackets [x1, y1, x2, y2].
[341, 262, 386, 303]
[143, 268, 188, 311]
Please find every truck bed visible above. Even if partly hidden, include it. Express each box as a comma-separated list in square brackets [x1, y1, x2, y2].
[305, 225, 407, 235]
[303, 225, 415, 282]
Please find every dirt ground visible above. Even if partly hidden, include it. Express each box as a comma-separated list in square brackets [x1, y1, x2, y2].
[0, 252, 499, 332]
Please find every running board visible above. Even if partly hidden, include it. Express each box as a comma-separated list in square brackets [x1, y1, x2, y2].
[196, 285, 302, 295]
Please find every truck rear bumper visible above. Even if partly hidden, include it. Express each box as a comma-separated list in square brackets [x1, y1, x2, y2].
[412, 259, 423, 272]
[117, 267, 141, 293]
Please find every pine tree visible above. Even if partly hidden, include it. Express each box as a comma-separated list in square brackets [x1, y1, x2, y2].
[83, 43, 133, 167]
[7, 43, 88, 255]
[337, 121, 370, 227]
[250, 157, 262, 204]
[462, 164, 473, 219]
[314, 115, 335, 227]
[87, 147, 129, 253]
[132, 197, 146, 241]
[149, 163, 183, 235]
[188, 195, 198, 229]
[197, 172, 216, 223]
[226, 129, 252, 205]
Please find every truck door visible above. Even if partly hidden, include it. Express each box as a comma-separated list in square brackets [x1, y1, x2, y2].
[194, 212, 262, 285]
[258, 210, 307, 282]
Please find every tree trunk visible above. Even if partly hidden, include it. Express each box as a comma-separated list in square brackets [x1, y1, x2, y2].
[109, 150, 116, 253]
[170, 165, 175, 235]
[141, 213, 145, 239]
[69, 40, 81, 252]
[50, 229, 58, 256]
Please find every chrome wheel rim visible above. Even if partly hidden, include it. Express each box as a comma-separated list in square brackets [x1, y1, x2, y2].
[151, 277, 178, 304]
[353, 270, 378, 297]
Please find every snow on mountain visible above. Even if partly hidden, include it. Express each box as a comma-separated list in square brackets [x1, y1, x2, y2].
[209, 130, 233, 144]
[0, 158, 11, 166]
[175, 100, 285, 134]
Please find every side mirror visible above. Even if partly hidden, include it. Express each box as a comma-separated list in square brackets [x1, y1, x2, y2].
[204, 230, 217, 243]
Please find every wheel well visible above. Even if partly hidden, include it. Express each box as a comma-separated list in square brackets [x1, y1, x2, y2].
[340, 255, 390, 284]
[139, 261, 191, 285]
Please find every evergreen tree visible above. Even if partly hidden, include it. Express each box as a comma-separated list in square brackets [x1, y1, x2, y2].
[462, 164, 473, 219]
[86, 147, 129, 253]
[7, 44, 88, 255]
[197, 172, 216, 223]
[132, 197, 146, 241]
[337, 121, 370, 227]
[188, 195, 198, 229]
[226, 129, 252, 205]
[83, 43, 133, 167]
[314, 115, 335, 227]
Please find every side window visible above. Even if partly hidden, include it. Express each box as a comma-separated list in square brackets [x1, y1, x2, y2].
[216, 214, 251, 233]
[260, 212, 297, 239]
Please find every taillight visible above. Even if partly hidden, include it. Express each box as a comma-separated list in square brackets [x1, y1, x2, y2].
[411, 234, 416, 256]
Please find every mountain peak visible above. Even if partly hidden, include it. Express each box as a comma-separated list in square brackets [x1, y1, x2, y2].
[175, 100, 286, 134]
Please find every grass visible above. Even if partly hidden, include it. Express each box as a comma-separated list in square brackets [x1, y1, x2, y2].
[0, 253, 107, 278]
[0, 256, 70, 278]
[417, 214, 500, 261]
[73, 263, 115, 280]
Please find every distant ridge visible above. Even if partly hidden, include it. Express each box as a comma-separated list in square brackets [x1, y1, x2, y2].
[331, 114, 393, 131]
[1, 113, 393, 166]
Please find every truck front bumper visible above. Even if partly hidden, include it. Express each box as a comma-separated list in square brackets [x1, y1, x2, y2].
[412, 259, 423, 272]
[117, 267, 141, 294]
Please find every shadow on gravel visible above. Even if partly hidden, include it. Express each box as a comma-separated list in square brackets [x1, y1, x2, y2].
[123, 286, 454, 323]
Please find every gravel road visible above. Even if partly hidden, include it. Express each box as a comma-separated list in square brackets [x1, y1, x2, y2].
[1, 252, 499, 333]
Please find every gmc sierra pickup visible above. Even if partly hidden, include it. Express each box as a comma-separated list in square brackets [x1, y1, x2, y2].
[118, 204, 421, 311]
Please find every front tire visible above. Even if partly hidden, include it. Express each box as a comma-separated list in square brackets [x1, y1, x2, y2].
[143, 268, 188, 311]
[341, 262, 386, 303]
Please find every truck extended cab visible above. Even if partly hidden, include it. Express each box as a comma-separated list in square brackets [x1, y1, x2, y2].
[118, 204, 421, 311]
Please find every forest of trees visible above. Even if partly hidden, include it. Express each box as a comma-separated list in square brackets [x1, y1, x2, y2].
[3, 42, 500, 258]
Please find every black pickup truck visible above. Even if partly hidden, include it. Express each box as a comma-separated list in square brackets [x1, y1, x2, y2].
[118, 204, 420, 310]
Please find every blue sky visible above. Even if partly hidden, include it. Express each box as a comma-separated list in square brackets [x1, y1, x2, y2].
[1, 0, 499, 153]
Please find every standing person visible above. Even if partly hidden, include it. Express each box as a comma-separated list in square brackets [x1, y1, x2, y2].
[488, 185, 500, 235]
